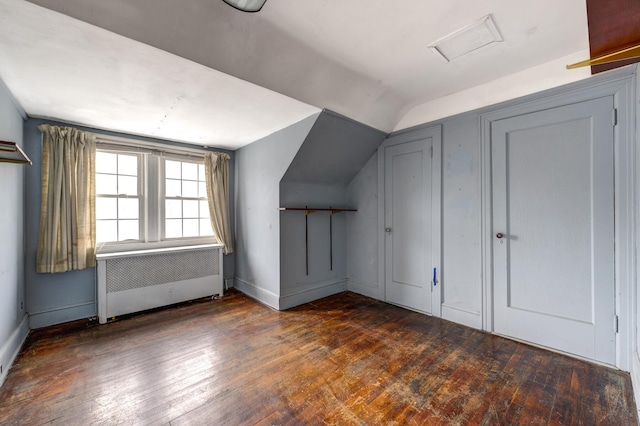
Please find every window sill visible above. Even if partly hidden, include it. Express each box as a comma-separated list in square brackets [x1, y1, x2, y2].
[96, 242, 222, 260]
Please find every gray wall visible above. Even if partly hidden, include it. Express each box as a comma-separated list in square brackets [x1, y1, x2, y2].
[346, 114, 482, 324]
[346, 154, 380, 299]
[0, 81, 26, 382]
[279, 182, 348, 308]
[346, 68, 637, 336]
[440, 115, 482, 324]
[23, 117, 235, 328]
[277, 110, 386, 308]
[234, 114, 319, 308]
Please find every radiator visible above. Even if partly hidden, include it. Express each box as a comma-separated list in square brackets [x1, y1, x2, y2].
[96, 245, 223, 324]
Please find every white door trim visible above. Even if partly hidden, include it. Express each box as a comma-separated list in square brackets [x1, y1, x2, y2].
[479, 70, 635, 371]
[377, 125, 442, 317]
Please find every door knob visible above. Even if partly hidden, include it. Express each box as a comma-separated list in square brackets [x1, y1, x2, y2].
[496, 233, 504, 239]
[385, 228, 392, 233]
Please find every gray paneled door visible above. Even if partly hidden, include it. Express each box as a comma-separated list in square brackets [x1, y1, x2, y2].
[384, 137, 433, 314]
[491, 96, 616, 365]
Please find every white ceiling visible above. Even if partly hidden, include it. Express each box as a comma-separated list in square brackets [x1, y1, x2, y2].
[0, 0, 591, 149]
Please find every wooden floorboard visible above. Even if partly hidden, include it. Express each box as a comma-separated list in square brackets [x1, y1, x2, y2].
[0, 289, 637, 425]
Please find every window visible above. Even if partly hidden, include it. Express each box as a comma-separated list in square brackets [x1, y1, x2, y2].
[96, 152, 141, 243]
[164, 159, 214, 239]
[95, 142, 216, 250]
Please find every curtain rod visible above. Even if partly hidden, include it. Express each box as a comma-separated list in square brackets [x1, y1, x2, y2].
[96, 134, 215, 157]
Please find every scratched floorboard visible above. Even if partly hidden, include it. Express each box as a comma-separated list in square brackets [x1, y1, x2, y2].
[0, 290, 637, 425]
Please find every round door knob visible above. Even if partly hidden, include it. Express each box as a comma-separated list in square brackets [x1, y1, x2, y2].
[496, 233, 504, 239]
[385, 228, 392, 233]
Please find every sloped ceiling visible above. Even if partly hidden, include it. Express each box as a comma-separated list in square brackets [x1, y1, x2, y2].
[0, 0, 592, 148]
[281, 110, 387, 185]
[0, 0, 320, 149]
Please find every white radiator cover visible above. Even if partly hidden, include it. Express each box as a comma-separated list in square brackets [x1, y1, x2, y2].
[96, 245, 223, 324]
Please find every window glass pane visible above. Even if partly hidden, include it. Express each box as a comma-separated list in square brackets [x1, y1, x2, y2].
[96, 152, 117, 174]
[118, 220, 139, 241]
[183, 219, 199, 237]
[165, 199, 182, 219]
[182, 181, 198, 198]
[118, 176, 138, 196]
[96, 174, 117, 195]
[183, 200, 199, 218]
[199, 182, 207, 198]
[166, 179, 181, 197]
[118, 198, 139, 220]
[165, 160, 181, 179]
[200, 200, 210, 218]
[182, 162, 198, 181]
[200, 219, 214, 236]
[165, 219, 182, 238]
[198, 164, 205, 181]
[118, 154, 138, 176]
[97, 220, 117, 243]
[96, 198, 117, 220]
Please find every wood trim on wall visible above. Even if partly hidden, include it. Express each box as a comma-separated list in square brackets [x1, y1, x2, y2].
[587, 0, 640, 74]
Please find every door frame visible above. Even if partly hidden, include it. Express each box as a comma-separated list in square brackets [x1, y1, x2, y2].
[479, 69, 635, 370]
[377, 125, 443, 317]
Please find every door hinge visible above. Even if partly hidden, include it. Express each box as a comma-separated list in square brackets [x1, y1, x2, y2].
[430, 146, 433, 158]
[612, 108, 618, 126]
[614, 315, 619, 333]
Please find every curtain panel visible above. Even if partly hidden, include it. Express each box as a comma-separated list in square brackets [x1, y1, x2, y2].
[204, 152, 234, 255]
[36, 124, 96, 273]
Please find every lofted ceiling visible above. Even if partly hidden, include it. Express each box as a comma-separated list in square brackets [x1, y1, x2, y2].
[0, 0, 592, 149]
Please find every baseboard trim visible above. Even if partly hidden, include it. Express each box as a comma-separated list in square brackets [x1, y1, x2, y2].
[29, 301, 96, 329]
[441, 304, 482, 329]
[347, 278, 383, 300]
[280, 280, 347, 310]
[233, 278, 279, 310]
[0, 314, 29, 388]
[631, 352, 640, 420]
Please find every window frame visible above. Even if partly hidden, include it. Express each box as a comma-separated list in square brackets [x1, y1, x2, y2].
[95, 138, 218, 254]
[95, 149, 145, 245]
[160, 155, 214, 241]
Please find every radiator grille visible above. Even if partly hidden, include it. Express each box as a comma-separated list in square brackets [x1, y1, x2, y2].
[105, 248, 220, 293]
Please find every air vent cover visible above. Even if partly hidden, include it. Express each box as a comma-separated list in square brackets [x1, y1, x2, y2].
[429, 15, 503, 63]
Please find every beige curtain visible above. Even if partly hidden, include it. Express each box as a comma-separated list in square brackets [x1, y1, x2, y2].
[204, 152, 234, 254]
[36, 124, 96, 273]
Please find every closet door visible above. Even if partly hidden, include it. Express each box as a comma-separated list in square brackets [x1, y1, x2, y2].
[384, 134, 438, 314]
[491, 96, 615, 365]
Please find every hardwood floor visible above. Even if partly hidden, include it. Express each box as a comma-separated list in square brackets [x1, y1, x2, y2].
[0, 289, 637, 425]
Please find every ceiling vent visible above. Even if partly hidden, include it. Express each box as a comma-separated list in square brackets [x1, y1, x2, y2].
[428, 15, 503, 63]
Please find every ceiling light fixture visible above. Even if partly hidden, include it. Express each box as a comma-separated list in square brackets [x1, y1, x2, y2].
[223, 0, 267, 12]
[428, 15, 503, 63]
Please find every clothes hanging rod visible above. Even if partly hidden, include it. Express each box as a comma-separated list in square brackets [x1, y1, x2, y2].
[279, 207, 357, 213]
[0, 140, 32, 165]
